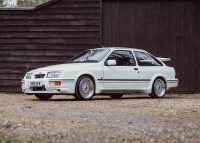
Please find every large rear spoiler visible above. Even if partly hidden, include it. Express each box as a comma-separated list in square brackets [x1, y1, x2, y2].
[156, 57, 171, 62]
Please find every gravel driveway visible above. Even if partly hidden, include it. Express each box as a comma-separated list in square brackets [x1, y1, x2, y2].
[0, 93, 200, 143]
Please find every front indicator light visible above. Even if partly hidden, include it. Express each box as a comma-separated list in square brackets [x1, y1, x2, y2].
[55, 81, 61, 86]
[49, 81, 61, 86]
[21, 82, 25, 86]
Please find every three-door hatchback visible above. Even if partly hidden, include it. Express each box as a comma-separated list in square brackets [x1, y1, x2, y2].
[21, 47, 178, 100]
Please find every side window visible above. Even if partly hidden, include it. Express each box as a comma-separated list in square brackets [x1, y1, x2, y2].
[134, 51, 162, 66]
[106, 50, 136, 66]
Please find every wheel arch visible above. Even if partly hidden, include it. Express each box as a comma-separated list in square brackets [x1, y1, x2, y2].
[149, 74, 167, 90]
[75, 72, 100, 94]
[156, 76, 167, 84]
[77, 74, 96, 84]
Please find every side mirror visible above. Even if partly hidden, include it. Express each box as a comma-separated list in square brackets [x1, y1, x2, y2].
[107, 60, 116, 66]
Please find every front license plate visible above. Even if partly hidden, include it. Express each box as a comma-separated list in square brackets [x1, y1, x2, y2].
[30, 82, 43, 87]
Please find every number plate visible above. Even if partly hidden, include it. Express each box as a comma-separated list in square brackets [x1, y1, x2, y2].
[30, 82, 43, 87]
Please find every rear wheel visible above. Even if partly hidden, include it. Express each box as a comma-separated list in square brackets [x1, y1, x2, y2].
[149, 78, 166, 98]
[74, 75, 95, 100]
[110, 94, 123, 99]
[35, 94, 53, 100]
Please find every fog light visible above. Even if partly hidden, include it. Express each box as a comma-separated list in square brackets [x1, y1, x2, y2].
[49, 81, 61, 86]
[21, 82, 25, 86]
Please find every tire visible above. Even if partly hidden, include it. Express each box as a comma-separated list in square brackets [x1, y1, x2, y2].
[74, 75, 95, 100]
[110, 94, 123, 99]
[73, 95, 79, 100]
[35, 94, 53, 100]
[149, 93, 156, 98]
[149, 78, 166, 98]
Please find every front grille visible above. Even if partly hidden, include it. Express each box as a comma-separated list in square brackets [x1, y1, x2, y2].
[35, 74, 45, 79]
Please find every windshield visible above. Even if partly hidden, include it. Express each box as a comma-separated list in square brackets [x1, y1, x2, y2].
[67, 48, 110, 63]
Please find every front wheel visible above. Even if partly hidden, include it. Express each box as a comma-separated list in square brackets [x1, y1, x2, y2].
[35, 94, 53, 100]
[149, 78, 166, 98]
[110, 94, 123, 99]
[74, 75, 95, 100]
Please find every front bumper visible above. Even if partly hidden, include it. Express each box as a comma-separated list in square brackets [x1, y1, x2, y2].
[21, 78, 76, 95]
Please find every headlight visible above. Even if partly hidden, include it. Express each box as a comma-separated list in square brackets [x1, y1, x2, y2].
[26, 73, 33, 79]
[47, 71, 62, 78]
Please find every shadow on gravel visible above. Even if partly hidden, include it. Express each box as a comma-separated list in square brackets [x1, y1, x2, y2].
[25, 95, 184, 102]
[26, 94, 199, 102]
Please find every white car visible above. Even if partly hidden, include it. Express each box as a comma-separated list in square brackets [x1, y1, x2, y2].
[21, 47, 178, 100]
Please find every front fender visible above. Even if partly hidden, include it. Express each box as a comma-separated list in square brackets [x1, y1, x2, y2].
[75, 71, 102, 94]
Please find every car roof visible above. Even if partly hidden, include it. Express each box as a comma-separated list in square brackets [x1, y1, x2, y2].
[92, 47, 147, 52]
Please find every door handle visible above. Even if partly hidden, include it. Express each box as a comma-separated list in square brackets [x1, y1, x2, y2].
[134, 68, 138, 70]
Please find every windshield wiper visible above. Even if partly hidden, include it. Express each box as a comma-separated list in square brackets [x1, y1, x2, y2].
[67, 61, 82, 63]
[81, 60, 98, 63]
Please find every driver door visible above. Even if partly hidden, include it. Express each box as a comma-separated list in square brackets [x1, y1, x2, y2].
[103, 50, 141, 89]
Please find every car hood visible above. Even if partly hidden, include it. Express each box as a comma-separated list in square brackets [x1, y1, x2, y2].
[29, 63, 100, 72]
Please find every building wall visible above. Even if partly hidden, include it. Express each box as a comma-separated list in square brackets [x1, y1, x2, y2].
[197, 1, 200, 93]
[102, 0, 199, 93]
[0, 0, 199, 93]
[0, 0, 100, 92]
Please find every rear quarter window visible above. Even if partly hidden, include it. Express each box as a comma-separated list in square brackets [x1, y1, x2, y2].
[134, 51, 163, 66]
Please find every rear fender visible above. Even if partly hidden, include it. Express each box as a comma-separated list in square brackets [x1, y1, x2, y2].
[149, 74, 167, 91]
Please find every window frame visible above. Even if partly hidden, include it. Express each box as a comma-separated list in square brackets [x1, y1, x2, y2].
[134, 51, 163, 66]
[104, 50, 136, 66]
